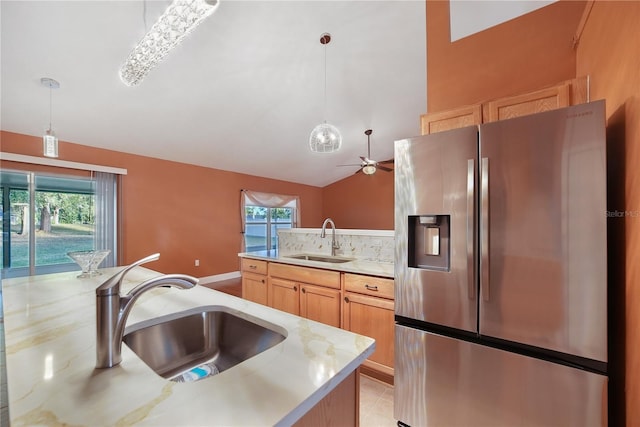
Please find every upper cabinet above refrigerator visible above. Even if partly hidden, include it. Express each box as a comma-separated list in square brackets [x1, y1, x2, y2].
[420, 76, 589, 135]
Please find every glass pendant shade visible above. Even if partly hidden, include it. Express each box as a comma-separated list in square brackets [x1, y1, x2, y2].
[119, 0, 220, 87]
[309, 32, 341, 153]
[309, 122, 342, 153]
[362, 164, 376, 175]
[43, 129, 59, 158]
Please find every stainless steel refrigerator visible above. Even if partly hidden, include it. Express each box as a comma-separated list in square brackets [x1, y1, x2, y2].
[394, 100, 608, 426]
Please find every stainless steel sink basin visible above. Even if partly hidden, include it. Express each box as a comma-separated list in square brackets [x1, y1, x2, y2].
[285, 254, 354, 263]
[123, 305, 286, 381]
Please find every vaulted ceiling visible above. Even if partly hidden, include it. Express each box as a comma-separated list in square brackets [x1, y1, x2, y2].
[0, 1, 553, 187]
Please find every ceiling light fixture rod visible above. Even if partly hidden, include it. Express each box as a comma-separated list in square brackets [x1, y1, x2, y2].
[41, 77, 60, 158]
[365, 129, 372, 159]
[362, 129, 376, 175]
[309, 32, 342, 153]
[321, 33, 330, 123]
[119, 0, 220, 87]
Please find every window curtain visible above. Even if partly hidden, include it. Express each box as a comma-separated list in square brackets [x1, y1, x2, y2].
[240, 190, 300, 252]
[94, 172, 118, 267]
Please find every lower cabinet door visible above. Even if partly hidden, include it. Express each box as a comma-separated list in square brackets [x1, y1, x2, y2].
[269, 277, 300, 316]
[242, 272, 267, 305]
[343, 292, 394, 375]
[300, 284, 341, 328]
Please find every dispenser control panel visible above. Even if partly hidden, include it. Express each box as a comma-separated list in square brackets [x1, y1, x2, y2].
[407, 215, 450, 271]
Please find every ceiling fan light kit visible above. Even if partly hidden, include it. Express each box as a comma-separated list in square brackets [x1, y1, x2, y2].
[309, 32, 342, 153]
[362, 164, 376, 175]
[119, 0, 219, 87]
[338, 129, 393, 175]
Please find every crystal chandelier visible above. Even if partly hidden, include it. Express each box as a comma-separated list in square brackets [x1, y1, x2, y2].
[309, 33, 342, 153]
[41, 77, 60, 158]
[119, 0, 220, 87]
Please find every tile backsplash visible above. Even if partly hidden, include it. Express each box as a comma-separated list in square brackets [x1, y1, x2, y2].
[278, 228, 394, 264]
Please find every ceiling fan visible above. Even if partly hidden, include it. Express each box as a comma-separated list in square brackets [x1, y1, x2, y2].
[338, 129, 394, 175]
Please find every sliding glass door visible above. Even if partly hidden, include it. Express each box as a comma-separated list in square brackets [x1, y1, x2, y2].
[1, 170, 114, 278]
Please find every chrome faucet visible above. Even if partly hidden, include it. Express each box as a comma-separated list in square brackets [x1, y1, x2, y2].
[320, 218, 340, 256]
[95, 253, 198, 369]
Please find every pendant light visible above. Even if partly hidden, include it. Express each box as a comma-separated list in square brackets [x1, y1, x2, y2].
[41, 77, 60, 158]
[119, 0, 220, 87]
[309, 33, 342, 153]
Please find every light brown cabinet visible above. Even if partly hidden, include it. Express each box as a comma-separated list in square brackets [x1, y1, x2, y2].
[420, 104, 482, 135]
[342, 273, 395, 381]
[300, 284, 341, 328]
[268, 262, 342, 327]
[241, 258, 268, 305]
[269, 277, 300, 316]
[240, 258, 394, 382]
[420, 76, 589, 135]
[483, 82, 570, 122]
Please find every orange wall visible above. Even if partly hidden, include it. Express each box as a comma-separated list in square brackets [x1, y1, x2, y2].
[0, 131, 324, 276]
[322, 170, 394, 230]
[322, 0, 587, 232]
[576, 2, 640, 425]
[426, 0, 585, 113]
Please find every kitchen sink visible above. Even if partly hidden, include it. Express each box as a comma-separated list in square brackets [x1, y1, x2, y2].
[285, 254, 355, 263]
[123, 305, 286, 381]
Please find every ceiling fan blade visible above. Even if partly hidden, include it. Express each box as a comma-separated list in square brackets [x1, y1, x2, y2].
[377, 164, 393, 172]
[354, 167, 364, 174]
[378, 159, 394, 164]
[337, 163, 363, 167]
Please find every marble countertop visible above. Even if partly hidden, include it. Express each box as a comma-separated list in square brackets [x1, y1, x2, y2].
[2, 267, 375, 426]
[238, 250, 395, 279]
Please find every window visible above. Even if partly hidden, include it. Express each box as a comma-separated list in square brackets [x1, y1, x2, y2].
[0, 170, 117, 278]
[241, 190, 300, 252]
[244, 207, 293, 251]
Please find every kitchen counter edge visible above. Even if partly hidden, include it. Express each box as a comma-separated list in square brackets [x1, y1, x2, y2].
[238, 250, 394, 279]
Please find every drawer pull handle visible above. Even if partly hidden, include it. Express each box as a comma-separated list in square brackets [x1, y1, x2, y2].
[249, 265, 257, 269]
[365, 284, 378, 291]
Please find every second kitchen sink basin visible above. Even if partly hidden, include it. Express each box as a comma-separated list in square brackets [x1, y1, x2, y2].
[285, 254, 355, 263]
[123, 305, 286, 381]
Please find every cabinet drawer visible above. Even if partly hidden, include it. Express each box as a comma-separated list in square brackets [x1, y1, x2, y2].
[269, 262, 340, 289]
[344, 273, 394, 299]
[241, 258, 268, 275]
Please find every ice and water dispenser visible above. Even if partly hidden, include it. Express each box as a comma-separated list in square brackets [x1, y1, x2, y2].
[407, 215, 450, 271]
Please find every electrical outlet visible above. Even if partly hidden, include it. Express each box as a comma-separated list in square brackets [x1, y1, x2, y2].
[195, 259, 200, 267]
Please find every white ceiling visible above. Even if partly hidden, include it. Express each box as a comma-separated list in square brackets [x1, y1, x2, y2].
[0, 1, 551, 187]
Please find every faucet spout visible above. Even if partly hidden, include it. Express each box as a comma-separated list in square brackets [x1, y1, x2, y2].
[320, 218, 340, 256]
[95, 254, 198, 369]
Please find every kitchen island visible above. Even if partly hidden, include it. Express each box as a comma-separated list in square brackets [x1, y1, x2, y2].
[2, 267, 375, 426]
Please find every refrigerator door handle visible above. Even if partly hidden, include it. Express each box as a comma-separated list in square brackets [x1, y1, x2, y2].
[467, 159, 475, 300]
[481, 157, 490, 301]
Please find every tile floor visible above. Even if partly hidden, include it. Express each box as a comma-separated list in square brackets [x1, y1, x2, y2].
[360, 374, 396, 426]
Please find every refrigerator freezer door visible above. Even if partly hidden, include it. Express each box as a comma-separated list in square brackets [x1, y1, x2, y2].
[478, 100, 607, 362]
[394, 324, 608, 427]
[395, 126, 478, 332]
